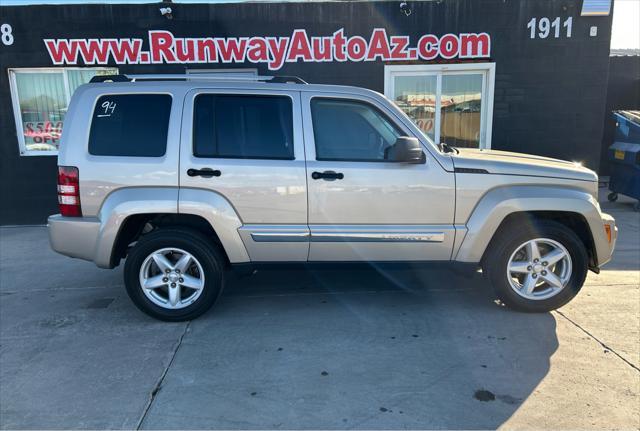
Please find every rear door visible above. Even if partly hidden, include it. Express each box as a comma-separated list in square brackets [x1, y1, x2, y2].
[179, 88, 308, 261]
[301, 92, 456, 261]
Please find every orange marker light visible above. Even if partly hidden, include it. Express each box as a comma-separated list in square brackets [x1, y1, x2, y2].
[604, 224, 612, 243]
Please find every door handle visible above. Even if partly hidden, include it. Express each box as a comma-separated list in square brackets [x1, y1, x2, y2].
[312, 171, 344, 181]
[187, 168, 221, 178]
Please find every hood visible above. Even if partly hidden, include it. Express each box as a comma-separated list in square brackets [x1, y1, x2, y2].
[451, 148, 597, 182]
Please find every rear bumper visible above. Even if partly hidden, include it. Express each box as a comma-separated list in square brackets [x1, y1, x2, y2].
[47, 214, 105, 266]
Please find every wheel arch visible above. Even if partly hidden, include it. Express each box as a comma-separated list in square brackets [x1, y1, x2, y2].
[110, 213, 233, 268]
[454, 185, 605, 270]
[480, 211, 597, 270]
[94, 187, 249, 268]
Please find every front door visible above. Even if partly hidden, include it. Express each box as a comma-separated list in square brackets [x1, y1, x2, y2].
[180, 88, 309, 261]
[301, 92, 456, 261]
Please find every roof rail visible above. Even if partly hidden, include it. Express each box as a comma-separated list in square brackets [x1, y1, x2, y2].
[89, 74, 307, 84]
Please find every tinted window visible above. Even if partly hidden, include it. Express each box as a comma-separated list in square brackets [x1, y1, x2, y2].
[89, 94, 171, 157]
[311, 98, 402, 162]
[193, 94, 294, 159]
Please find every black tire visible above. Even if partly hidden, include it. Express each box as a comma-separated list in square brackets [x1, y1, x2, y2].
[124, 228, 225, 321]
[607, 192, 618, 202]
[483, 220, 588, 312]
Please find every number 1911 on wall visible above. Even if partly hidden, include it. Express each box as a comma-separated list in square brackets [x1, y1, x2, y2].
[527, 17, 573, 39]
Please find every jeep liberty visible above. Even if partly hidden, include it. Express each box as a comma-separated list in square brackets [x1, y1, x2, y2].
[48, 74, 617, 321]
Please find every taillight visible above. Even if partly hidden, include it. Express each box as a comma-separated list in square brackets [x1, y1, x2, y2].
[57, 166, 82, 217]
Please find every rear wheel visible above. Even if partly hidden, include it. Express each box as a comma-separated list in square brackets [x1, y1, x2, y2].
[607, 192, 618, 202]
[483, 220, 588, 312]
[124, 228, 225, 321]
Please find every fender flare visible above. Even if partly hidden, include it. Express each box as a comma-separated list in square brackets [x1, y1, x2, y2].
[93, 187, 250, 268]
[178, 188, 250, 263]
[94, 187, 179, 268]
[454, 185, 604, 263]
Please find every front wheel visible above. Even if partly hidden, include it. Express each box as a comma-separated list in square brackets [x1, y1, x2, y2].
[483, 220, 588, 312]
[124, 228, 225, 321]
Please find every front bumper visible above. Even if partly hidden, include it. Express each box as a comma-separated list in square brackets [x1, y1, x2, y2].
[596, 212, 617, 268]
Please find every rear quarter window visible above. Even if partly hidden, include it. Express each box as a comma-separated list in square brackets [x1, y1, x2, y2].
[89, 94, 172, 157]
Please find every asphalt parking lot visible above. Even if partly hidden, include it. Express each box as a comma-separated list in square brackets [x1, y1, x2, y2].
[1, 192, 638, 430]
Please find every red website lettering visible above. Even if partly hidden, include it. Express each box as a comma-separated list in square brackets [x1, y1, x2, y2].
[44, 28, 491, 70]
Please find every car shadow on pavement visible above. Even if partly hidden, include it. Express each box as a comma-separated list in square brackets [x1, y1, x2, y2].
[0, 226, 559, 430]
[138, 265, 559, 429]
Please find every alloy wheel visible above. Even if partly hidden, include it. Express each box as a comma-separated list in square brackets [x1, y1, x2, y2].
[139, 247, 205, 309]
[506, 238, 573, 300]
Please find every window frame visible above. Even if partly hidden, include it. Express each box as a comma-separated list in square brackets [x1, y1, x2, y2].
[87, 93, 173, 158]
[384, 62, 495, 149]
[309, 96, 407, 163]
[192, 93, 296, 161]
[8, 67, 118, 157]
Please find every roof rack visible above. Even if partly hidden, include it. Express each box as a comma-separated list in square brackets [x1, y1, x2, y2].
[89, 74, 307, 84]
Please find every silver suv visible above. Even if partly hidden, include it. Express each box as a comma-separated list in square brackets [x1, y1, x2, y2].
[48, 74, 617, 321]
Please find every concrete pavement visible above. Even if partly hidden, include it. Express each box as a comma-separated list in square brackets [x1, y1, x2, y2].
[0, 192, 638, 429]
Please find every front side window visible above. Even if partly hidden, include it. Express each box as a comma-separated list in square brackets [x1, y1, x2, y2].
[193, 94, 294, 160]
[9, 68, 118, 155]
[89, 94, 172, 157]
[310, 98, 402, 162]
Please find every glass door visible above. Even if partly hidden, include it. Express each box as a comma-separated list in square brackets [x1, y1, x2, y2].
[385, 63, 495, 149]
[440, 73, 484, 148]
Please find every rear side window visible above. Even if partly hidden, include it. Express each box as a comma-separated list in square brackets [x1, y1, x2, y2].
[89, 94, 172, 157]
[193, 94, 294, 159]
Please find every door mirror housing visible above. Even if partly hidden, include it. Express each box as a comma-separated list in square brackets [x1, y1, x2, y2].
[385, 137, 426, 164]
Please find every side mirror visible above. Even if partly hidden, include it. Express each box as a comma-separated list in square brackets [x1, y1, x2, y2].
[385, 137, 426, 164]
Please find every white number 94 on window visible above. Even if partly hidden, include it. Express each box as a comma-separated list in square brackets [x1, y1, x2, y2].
[98, 100, 117, 117]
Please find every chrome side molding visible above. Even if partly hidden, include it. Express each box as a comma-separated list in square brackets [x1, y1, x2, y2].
[240, 225, 446, 243]
[239, 225, 310, 243]
[250, 231, 310, 242]
[311, 231, 445, 242]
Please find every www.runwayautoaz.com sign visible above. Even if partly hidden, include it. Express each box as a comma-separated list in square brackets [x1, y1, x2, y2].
[44, 28, 491, 70]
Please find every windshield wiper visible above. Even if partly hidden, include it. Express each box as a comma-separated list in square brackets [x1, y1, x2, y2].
[439, 142, 459, 154]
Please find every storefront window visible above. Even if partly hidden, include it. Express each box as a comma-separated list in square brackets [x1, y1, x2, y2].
[393, 75, 437, 142]
[9, 68, 118, 156]
[440, 74, 483, 148]
[385, 64, 495, 149]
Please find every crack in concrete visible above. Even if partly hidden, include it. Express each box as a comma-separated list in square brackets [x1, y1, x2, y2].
[555, 310, 640, 372]
[135, 321, 191, 430]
